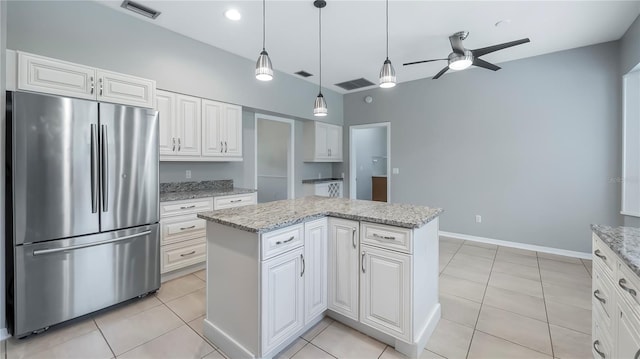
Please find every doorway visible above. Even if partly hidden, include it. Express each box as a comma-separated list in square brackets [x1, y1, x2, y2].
[255, 114, 295, 203]
[349, 123, 390, 202]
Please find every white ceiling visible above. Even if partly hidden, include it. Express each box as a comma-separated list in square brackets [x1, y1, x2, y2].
[96, 0, 640, 94]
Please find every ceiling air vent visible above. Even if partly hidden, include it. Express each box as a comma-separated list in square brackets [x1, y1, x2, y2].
[295, 70, 313, 78]
[335, 78, 375, 91]
[121, 0, 161, 19]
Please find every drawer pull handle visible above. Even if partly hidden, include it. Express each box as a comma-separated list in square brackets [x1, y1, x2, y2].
[180, 205, 196, 209]
[301, 254, 305, 277]
[635, 348, 640, 359]
[593, 290, 607, 304]
[230, 199, 242, 203]
[180, 250, 196, 257]
[352, 228, 357, 249]
[372, 233, 396, 241]
[619, 278, 637, 297]
[276, 236, 295, 245]
[594, 249, 607, 261]
[180, 225, 196, 231]
[361, 251, 366, 273]
[593, 340, 605, 358]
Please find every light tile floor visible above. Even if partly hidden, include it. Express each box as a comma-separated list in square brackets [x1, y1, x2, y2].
[1, 236, 593, 359]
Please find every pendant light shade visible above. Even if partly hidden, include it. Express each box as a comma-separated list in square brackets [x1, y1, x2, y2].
[255, 0, 273, 81]
[313, 0, 327, 117]
[379, 0, 396, 88]
[313, 93, 328, 116]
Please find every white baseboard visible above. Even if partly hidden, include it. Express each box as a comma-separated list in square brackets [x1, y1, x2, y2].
[0, 327, 10, 341]
[439, 231, 592, 259]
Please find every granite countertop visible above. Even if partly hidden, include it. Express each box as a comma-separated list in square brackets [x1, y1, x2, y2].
[198, 196, 443, 233]
[302, 178, 344, 184]
[160, 187, 257, 202]
[592, 224, 640, 276]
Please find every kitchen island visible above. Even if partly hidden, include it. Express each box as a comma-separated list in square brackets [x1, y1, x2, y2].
[198, 197, 443, 359]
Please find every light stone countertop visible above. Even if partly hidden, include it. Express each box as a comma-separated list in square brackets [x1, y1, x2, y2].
[592, 224, 640, 277]
[197, 196, 443, 233]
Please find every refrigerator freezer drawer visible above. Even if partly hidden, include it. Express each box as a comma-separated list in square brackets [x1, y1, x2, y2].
[12, 224, 160, 337]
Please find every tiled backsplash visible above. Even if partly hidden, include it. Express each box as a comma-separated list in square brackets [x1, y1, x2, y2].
[160, 180, 233, 193]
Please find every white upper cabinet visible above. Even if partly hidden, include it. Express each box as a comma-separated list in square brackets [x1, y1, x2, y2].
[156, 90, 177, 156]
[304, 121, 343, 162]
[202, 100, 242, 159]
[17, 51, 155, 108]
[175, 94, 202, 157]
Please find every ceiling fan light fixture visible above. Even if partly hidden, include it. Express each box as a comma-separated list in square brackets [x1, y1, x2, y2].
[255, 50, 273, 81]
[379, 59, 396, 88]
[448, 50, 473, 71]
[313, 93, 328, 117]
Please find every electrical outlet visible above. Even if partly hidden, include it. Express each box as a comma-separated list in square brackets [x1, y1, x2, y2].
[186, 170, 192, 179]
[341, 172, 345, 179]
[392, 168, 399, 175]
[318, 173, 322, 179]
[475, 215, 482, 223]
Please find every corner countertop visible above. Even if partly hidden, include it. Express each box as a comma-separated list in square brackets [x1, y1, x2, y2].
[592, 224, 640, 276]
[197, 196, 443, 234]
[302, 178, 344, 184]
[160, 188, 256, 202]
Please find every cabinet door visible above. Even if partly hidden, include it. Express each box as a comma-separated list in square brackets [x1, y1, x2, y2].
[314, 122, 330, 160]
[223, 104, 243, 157]
[261, 247, 305, 354]
[327, 124, 343, 160]
[201, 99, 223, 156]
[156, 90, 177, 156]
[304, 218, 328, 324]
[360, 245, 411, 342]
[617, 300, 640, 359]
[328, 218, 359, 321]
[175, 94, 202, 156]
[96, 69, 155, 108]
[17, 51, 96, 100]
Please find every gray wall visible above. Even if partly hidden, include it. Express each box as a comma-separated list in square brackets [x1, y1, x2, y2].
[339, 42, 622, 253]
[6, 0, 343, 125]
[354, 127, 387, 200]
[0, 0, 6, 338]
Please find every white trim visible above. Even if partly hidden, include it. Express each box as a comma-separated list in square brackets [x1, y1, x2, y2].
[622, 70, 640, 216]
[349, 122, 391, 202]
[439, 231, 592, 259]
[254, 114, 295, 200]
[0, 328, 10, 341]
[621, 211, 640, 218]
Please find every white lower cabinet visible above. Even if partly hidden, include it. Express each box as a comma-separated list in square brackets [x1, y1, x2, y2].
[616, 298, 640, 359]
[261, 247, 305, 354]
[360, 244, 412, 342]
[304, 218, 328, 324]
[328, 218, 360, 321]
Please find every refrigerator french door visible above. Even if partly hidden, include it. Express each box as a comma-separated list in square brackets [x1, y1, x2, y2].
[6, 91, 160, 338]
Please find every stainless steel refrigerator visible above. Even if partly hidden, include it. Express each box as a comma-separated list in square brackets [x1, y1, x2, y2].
[5, 91, 160, 338]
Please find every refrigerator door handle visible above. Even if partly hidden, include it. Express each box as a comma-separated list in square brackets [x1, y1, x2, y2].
[90, 124, 99, 213]
[101, 124, 109, 212]
[32, 230, 152, 256]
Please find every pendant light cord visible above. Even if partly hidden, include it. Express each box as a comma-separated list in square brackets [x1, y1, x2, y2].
[319, 6, 322, 92]
[385, 0, 389, 60]
[262, 0, 266, 50]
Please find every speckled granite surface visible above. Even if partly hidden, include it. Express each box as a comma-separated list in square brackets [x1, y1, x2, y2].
[592, 224, 640, 276]
[198, 196, 443, 233]
[301, 178, 344, 184]
[160, 180, 256, 202]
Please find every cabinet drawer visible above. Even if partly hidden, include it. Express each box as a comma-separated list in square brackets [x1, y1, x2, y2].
[261, 224, 304, 260]
[592, 309, 613, 359]
[161, 237, 206, 274]
[593, 234, 616, 278]
[617, 260, 640, 319]
[214, 193, 257, 210]
[361, 222, 413, 254]
[160, 198, 213, 217]
[593, 266, 615, 330]
[161, 214, 206, 245]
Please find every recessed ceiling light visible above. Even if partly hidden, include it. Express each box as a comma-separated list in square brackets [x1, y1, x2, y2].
[495, 19, 512, 27]
[224, 9, 241, 21]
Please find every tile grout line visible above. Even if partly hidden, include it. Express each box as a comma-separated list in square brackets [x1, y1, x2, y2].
[536, 251, 555, 359]
[93, 318, 117, 359]
[377, 345, 389, 359]
[306, 341, 338, 359]
[464, 243, 498, 359]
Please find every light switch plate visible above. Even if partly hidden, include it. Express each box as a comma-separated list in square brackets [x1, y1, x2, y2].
[186, 170, 192, 179]
[392, 168, 399, 175]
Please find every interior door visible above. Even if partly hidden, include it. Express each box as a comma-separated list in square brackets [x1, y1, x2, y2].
[99, 103, 159, 232]
[10, 92, 100, 245]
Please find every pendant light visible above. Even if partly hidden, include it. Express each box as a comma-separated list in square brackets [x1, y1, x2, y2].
[313, 0, 328, 117]
[379, 0, 396, 88]
[255, 0, 273, 81]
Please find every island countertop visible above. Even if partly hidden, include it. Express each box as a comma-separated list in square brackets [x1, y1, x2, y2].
[197, 196, 443, 233]
[592, 224, 640, 276]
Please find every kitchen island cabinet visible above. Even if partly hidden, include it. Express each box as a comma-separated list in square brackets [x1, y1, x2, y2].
[198, 197, 442, 359]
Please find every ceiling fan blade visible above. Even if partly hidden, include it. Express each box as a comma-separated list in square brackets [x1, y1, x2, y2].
[402, 59, 447, 66]
[432, 66, 450, 80]
[473, 58, 501, 71]
[472, 38, 530, 57]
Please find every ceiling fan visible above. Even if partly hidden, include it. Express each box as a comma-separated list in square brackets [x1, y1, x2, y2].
[403, 31, 531, 79]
